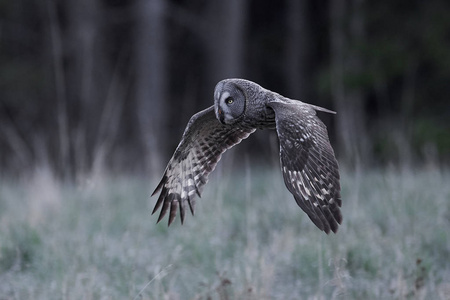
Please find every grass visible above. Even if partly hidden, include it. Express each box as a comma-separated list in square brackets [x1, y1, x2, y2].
[0, 165, 450, 299]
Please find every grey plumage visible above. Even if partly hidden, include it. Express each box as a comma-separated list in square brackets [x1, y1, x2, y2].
[152, 78, 342, 234]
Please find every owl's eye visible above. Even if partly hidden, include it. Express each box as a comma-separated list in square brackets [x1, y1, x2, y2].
[225, 97, 234, 105]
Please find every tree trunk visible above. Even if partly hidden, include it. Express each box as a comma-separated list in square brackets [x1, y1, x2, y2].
[205, 0, 247, 87]
[330, 0, 370, 168]
[46, 0, 71, 179]
[66, 0, 102, 176]
[134, 0, 168, 174]
[285, 0, 312, 100]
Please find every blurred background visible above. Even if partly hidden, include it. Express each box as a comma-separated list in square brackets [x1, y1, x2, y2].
[1, 0, 449, 180]
[2, 1, 450, 299]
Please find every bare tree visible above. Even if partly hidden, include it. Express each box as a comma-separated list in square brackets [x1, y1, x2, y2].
[330, 0, 370, 167]
[134, 0, 168, 174]
[66, 0, 104, 176]
[203, 0, 248, 87]
[285, 0, 312, 100]
[165, 0, 248, 99]
[46, 0, 71, 178]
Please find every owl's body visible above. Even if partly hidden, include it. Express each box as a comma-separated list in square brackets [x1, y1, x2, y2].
[152, 79, 342, 234]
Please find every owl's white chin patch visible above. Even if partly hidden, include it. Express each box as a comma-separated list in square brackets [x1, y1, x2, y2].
[217, 113, 233, 125]
[224, 114, 234, 123]
[218, 105, 234, 124]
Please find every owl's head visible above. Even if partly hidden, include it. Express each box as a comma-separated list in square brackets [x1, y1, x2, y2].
[214, 80, 246, 125]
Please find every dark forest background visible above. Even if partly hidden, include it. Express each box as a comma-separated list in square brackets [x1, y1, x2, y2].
[1, 0, 449, 180]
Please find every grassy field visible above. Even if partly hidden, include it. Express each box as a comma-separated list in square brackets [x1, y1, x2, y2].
[0, 166, 449, 299]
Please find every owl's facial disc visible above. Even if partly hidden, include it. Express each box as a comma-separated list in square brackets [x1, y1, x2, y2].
[216, 91, 235, 124]
[214, 82, 246, 125]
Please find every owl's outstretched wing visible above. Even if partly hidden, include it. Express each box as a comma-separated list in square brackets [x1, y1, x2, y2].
[151, 106, 255, 225]
[268, 101, 342, 234]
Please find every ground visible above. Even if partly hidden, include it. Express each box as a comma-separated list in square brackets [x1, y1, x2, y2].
[0, 166, 449, 299]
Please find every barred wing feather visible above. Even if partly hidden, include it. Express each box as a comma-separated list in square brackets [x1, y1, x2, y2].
[151, 106, 255, 225]
[268, 101, 342, 233]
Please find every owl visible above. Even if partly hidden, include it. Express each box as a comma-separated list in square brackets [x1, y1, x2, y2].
[152, 79, 342, 234]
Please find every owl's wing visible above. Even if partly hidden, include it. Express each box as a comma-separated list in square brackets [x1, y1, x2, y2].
[151, 105, 255, 225]
[268, 101, 342, 234]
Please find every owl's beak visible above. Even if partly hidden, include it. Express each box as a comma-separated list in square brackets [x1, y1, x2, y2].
[217, 107, 225, 124]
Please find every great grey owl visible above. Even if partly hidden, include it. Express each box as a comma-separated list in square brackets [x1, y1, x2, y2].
[152, 78, 342, 234]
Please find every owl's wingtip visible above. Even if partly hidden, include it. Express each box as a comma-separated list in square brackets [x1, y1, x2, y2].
[156, 212, 165, 224]
[151, 175, 167, 197]
[151, 206, 158, 215]
[321, 225, 339, 235]
[310, 104, 336, 114]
